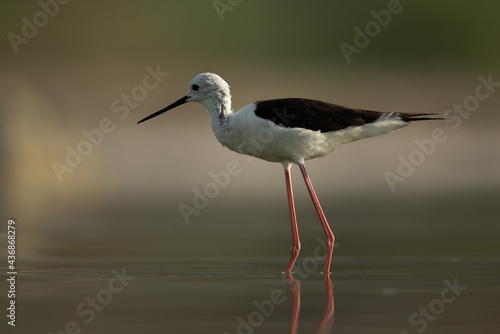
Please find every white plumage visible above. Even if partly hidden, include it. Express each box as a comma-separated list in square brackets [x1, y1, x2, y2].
[188, 73, 409, 165]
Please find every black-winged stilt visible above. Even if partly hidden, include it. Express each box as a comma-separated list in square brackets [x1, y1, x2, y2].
[138, 73, 441, 274]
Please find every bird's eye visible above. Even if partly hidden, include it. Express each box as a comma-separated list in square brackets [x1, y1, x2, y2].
[192, 84, 199, 91]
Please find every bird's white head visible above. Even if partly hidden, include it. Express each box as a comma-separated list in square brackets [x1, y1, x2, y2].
[187, 73, 230, 102]
[137, 72, 232, 124]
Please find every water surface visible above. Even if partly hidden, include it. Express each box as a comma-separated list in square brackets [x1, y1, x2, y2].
[5, 256, 499, 333]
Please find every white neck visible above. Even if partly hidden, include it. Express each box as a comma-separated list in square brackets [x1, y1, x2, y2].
[200, 89, 233, 119]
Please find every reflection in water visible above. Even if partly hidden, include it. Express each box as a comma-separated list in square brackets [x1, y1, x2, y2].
[286, 273, 301, 334]
[286, 273, 334, 334]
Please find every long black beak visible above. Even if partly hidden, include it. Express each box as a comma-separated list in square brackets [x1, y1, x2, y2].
[137, 95, 189, 124]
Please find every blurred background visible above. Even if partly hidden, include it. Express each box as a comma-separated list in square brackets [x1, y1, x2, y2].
[1, 1, 500, 333]
[1, 0, 498, 259]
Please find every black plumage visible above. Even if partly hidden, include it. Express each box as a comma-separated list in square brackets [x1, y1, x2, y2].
[254, 98, 441, 133]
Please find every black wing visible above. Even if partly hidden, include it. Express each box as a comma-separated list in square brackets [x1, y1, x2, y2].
[253, 98, 440, 133]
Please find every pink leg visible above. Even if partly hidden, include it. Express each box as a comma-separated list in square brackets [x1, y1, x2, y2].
[298, 164, 335, 274]
[284, 165, 301, 274]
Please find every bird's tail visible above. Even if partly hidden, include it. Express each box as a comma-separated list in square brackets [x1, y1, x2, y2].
[399, 113, 444, 122]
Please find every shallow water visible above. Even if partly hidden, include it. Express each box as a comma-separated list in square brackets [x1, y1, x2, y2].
[4, 256, 499, 334]
[3, 189, 499, 333]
